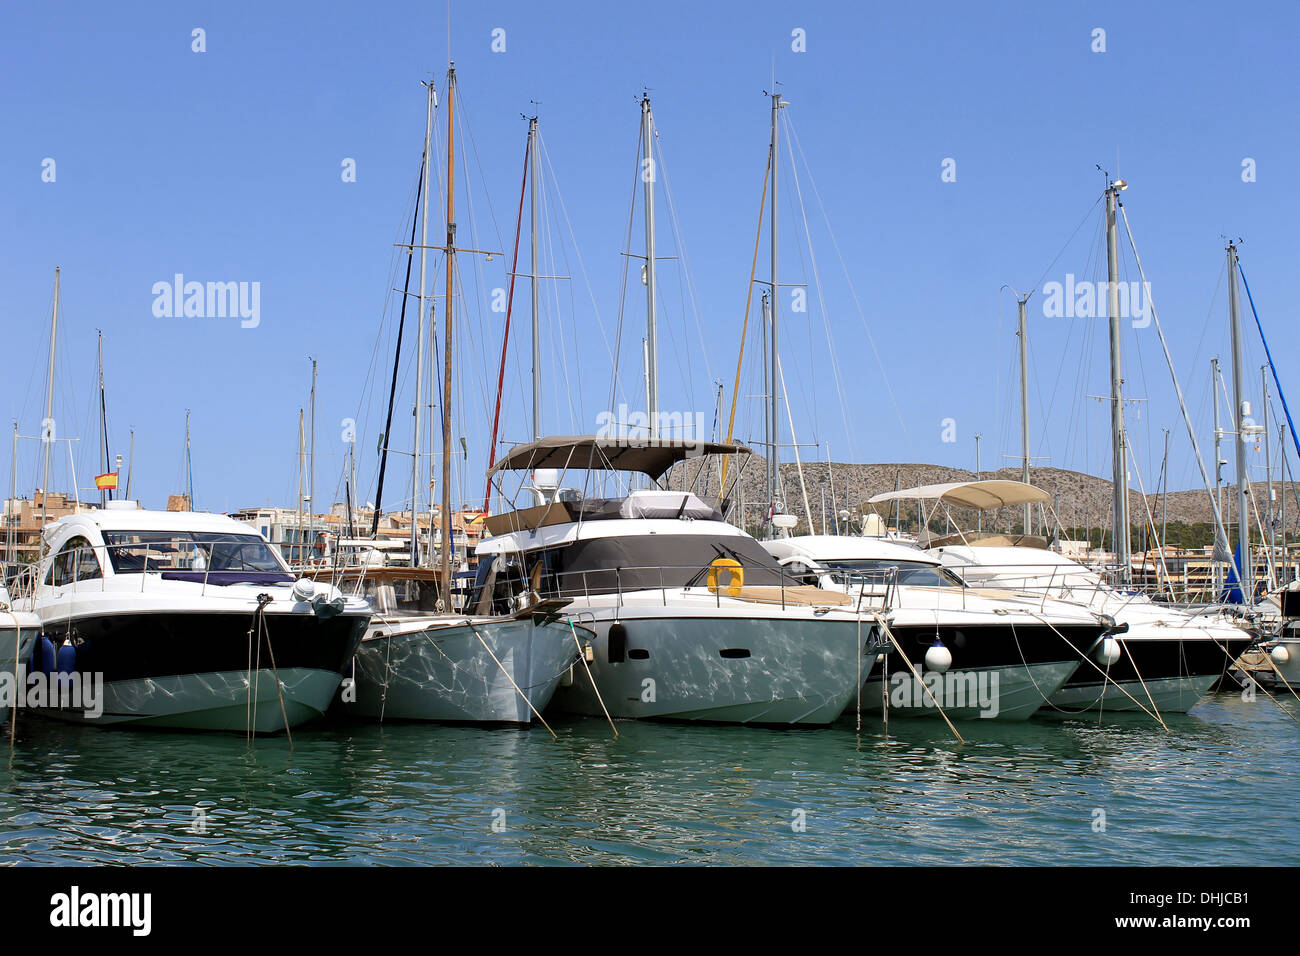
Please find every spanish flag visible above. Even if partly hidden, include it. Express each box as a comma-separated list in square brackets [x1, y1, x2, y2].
[94, 472, 119, 490]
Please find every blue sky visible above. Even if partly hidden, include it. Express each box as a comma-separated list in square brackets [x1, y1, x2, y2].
[4, 0, 1299, 523]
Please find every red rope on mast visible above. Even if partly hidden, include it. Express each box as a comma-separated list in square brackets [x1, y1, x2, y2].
[484, 134, 531, 511]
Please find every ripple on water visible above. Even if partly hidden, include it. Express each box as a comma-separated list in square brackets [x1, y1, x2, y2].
[1, 694, 1297, 865]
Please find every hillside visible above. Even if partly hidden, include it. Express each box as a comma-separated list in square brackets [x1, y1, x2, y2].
[665, 454, 1298, 543]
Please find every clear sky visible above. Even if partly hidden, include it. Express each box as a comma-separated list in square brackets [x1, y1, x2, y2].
[4, 0, 1299, 521]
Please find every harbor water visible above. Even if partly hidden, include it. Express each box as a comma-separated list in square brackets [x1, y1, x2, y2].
[1, 692, 1297, 866]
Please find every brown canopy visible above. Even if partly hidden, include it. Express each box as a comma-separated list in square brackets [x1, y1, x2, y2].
[486, 435, 752, 479]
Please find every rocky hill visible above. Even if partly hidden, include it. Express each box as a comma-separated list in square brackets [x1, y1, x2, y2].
[666, 454, 1299, 542]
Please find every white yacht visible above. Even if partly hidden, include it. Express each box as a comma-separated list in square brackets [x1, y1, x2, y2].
[16, 502, 370, 732]
[763, 533, 1112, 720]
[474, 436, 875, 727]
[317, 564, 580, 726]
[871, 480, 1256, 715]
[0, 576, 40, 727]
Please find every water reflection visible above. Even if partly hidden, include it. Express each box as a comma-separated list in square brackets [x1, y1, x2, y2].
[0, 694, 1295, 865]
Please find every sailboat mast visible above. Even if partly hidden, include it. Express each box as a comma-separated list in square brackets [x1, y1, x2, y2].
[1016, 290, 1033, 533]
[308, 358, 317, 556]
[1264, 366, 1276, 582]
[410, 80, 435, 567]
[40, 267, 60, 527]
[768, 90, 784, 528]
[97, 331, 107, 506]
[296, 408, 305, 564]
[641, 94, 658, 438]
[1212, 357, 1223, 596]
[1227, 240, 1250, 598]
[440, 63, 457, 604]
[1104, 180, 1130, 582]
[8, 423, 17, 563]
[125, 427, 134, 500]
[530, 116, 541, 441]
[185, 409, 194, 510]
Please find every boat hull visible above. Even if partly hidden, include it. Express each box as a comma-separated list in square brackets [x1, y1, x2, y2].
[31, 610, 365, 733]
[860, 622, 1097, 721]
[548, 613, 865, 726]
[1044, 634, 1254, 715]
[348, 617, 577, 725]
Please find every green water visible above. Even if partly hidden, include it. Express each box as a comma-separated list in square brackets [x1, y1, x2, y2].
[1, 693, 1296, 866]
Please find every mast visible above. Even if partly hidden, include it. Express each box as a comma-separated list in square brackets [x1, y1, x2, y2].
[308, 358, 317, 557]
[373, 159, 425, 537]
[439, 63, 457, 604]
[1160, 427, 1170, 576]
[296, 408, 305, 564]
[1015, 289, 1033, 533]
[1227, 240, 1250, 598]
[761, 290, 773, 529]
[1212, 357, 1223, 596]
[125, 427, 134, 499]
[97, 330, 109, 505]
[1264, 365, 1275, 586]
[411, 80, 435, 567]
[40, 267, 60, 527]
[529, 115, 541, 441]
[185, 409, 194, 510]
[1104, 179, 1130, 582]
[8, 423, 16, 563]
[641, 94, 658, 438]
[767, 90, 785, 530]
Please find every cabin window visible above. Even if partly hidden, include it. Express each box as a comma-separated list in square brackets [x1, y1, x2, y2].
[48, 536, 98, 586]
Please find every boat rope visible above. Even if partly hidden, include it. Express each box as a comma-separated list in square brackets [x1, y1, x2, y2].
[256, 595, 293, 747]
[719, 152, 771, 496]
[1244, 654, 1300, 721]
[3, 608, 22, 750]
[1022, 611, 1168, 728]
[567, 619, 617, 738]
[483, 134, 530, 510]
[869, 613, 964, 744]
[245, 601, 263, 743]
[1116, 204, 1236, 566]
[1120, 641, 1167, 731]
[776, 354, 814, 531]
[465, 622, 556, 738]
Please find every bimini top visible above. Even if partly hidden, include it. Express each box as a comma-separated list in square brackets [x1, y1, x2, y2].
[487, 435, 751, 479]
[868, 479, 1050, 512]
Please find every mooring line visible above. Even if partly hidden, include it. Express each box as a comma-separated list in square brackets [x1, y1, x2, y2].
[568, 620, 617, 739]
[466, 622, 557, 738]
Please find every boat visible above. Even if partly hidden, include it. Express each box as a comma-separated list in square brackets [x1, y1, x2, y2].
[15, 501, 368, 732]
[316, 563, 580, 725]
[312, 67, 579, 728]
[871, 479, 1255, 714]
[763, 532, 1112, 720]
[0, 575, 40, 727]
[475, 436, 874, 727]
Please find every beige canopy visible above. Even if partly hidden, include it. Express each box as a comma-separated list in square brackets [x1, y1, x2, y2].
[868, 479, 1050, 511]
[487, 435, 752, 479]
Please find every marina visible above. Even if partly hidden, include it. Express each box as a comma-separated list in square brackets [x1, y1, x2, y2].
[1, 2, 1298, 903]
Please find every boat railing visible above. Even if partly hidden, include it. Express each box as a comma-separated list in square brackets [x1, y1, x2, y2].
[518, 563, 896, 615]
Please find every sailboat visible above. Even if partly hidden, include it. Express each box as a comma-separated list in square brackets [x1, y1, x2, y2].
[329, 68, 578, 726]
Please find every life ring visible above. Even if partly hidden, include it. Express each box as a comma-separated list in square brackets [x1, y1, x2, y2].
[707, 558, 744, 596]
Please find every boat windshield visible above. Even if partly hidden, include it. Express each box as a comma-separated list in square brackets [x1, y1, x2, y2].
[103, 531, 291, 578]
[821, 558, 966, 588]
